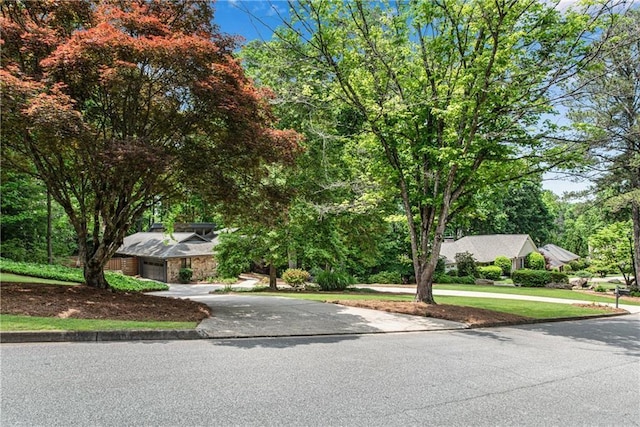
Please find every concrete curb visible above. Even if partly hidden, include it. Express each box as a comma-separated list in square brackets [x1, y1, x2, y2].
[2, 312, 632, 343]
[0, 329, 205, 343]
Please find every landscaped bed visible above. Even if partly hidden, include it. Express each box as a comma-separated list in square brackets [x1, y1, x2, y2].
[0, 282, 210, 325]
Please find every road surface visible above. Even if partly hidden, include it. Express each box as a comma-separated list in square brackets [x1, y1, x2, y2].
[2, 314, 638, 426]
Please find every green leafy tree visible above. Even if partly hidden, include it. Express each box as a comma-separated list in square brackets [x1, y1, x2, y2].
[0, 170, 75, 262]
[567, 8, 640, 289]
[588, 221, 635, 287]
[453, 177, 556, 245]
[258, 0, 616, 302]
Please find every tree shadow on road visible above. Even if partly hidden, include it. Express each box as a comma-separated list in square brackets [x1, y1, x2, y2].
[516, 315, 640, 357]
[207, 333, 362, 349]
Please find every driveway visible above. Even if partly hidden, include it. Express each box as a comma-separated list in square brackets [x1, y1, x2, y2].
[148, 285, 468, 337]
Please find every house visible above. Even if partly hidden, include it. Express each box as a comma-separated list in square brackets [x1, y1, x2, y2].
[115, 223, 223, 283]
[538, 243, 580, 270]
[440, 234, 538, 273]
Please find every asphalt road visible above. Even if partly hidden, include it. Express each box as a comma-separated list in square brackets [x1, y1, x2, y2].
[2, 314, 639, 426]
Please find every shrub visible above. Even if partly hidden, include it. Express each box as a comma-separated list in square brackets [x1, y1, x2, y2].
[525, 252, 546, 270]
[550, 271, 569, 284]
[569, 259, 590, 271]
[435, 257, 446, 275]
[282, 268, 310, 286]
[316, 270, 354, 291]
[478, 265, 502, 281]
[594, 285, 608, 293]
[455, 252, 478, 277]
[511, 269, 551, 287]
[433, 274, 475, 285]
[574, 270, 593, 279]
[368, 271, 402, 284]
[446, 269, 458, 277]
[494, 256, 512, 276]
[178, 268, 193, 283]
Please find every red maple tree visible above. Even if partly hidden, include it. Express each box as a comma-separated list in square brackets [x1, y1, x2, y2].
[1, 0, 301, 288]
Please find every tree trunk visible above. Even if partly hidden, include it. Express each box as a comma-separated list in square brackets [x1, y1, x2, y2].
[269, 263, 278, 290]
[47, 190, 53, 265]
[632, 203, 640, 290]
[83, 259, 110, 289]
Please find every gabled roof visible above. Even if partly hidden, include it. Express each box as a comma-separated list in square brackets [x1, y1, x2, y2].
[539, 244, 579, 267]
[440, 234, 537, 264]
[116, 232, 218, 259]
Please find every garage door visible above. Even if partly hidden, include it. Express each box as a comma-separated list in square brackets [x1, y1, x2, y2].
[141, 259, 165, 282]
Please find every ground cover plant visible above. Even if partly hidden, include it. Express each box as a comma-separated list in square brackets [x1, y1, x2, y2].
[0, 259, 167, 292]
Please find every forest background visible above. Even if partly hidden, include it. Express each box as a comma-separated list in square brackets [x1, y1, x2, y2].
[1, 0, 637, 293]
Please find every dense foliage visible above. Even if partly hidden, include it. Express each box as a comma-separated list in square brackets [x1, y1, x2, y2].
[315, 270, 354, 292]
[282, 269, 310, 286]
[511, 269, 551, 288]
[525, 252, 546, 271]
[477, 266, 503, 281]
[0, 0, 299, 289]
[455, 252, 478, 278]
[494, 256, 512, 276]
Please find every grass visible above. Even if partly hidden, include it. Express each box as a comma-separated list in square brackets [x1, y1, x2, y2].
[0, 315, 197, 331]
[254, 292, 620, 319]
[0, 272, 80, 286]
[432, 284, 640, 305]
[0, 258, 168, 292]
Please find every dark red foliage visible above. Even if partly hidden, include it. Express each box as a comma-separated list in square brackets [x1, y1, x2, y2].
[1, 0, 301, 288]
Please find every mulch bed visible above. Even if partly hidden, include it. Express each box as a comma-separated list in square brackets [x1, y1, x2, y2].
[1, 283, 211, 322]
[329, 300, 533, 327]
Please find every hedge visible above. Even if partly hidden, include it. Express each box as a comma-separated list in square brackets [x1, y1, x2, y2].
[478, 266, 502, 281]
[434, 274, 476, 285]
[511, 269, 550, 287]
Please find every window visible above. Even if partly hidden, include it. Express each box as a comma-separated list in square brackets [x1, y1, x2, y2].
[181, 258, 191, 268]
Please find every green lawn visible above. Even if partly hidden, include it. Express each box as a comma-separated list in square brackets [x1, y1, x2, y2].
[256, 292, 620, 319]
[0, 272, 80, 286]
[0, 315, 197, 331]
[432, 284, 640, 305]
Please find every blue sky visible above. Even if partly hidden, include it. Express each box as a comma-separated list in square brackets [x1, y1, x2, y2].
[214, 0, 289, 43]
[212, 0, 592, 197]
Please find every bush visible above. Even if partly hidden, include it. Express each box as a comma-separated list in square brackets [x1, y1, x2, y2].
[550, 271, 569, 284]
[511, 269, 551, 287]
[478, 266, 502, 281]
[435, 257, 446, 275]
[316, 270, 354, 291]
[574, 270, 593, 279]
[282, 268, 310, 286]
[594, 285, 608, 293]
[446, 269, 458, 277]
[525, 252, 546, 270]
[433, 274, 476, 285]
[569, 259, 590, 271]
[494, 256, 512, 276]
[178, 268, 193, 283]
[368, 271, 402, 284]
[455, 252, 478, 277]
